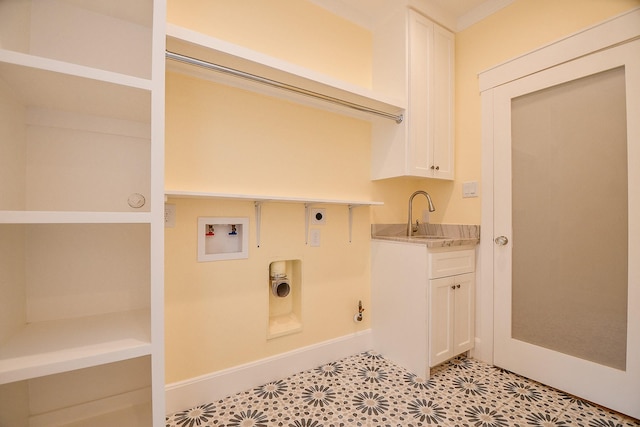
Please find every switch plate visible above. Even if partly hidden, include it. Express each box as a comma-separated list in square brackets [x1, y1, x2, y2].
[463, 181, 478, 198]
[165, 204, 176, 227]
[422, 210, 430, 223]
[310, 208, 326, 225]
[310, 229, 321, 247]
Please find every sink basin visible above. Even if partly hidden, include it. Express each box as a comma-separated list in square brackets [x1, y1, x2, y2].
[410, 235, 448, 239]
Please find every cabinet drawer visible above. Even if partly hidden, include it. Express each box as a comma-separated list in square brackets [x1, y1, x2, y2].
[429, 249, 475, 278]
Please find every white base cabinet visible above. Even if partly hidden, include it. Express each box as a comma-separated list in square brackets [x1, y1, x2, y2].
[371, 241, 475, 379]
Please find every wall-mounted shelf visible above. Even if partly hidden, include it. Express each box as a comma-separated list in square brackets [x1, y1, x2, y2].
[0, 50, 152, 121]
[164, 190, 382, 206]
[0, 309, 151, 385]
[165, 190, 383, 245]
[0, 211, 152, 224]
[165, 24, 405, 123]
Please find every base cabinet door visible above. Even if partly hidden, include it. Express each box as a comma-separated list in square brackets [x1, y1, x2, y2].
[453, 273, 475, 355]
[429, 272, 475, 367]
[429, 276, 455, 366]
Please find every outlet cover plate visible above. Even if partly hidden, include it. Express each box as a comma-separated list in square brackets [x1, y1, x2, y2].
[165, 204, 176, 227]
[310, 229, 321, 247]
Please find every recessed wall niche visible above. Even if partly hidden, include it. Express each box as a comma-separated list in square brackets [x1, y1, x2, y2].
[268, 260, 302, 339]
[197, 217, 249, 262]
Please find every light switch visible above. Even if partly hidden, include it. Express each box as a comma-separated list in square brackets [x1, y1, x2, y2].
[463, 181, 478, 198]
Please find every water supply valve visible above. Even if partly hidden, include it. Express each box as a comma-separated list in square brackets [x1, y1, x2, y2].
[354, 300, 365, 322]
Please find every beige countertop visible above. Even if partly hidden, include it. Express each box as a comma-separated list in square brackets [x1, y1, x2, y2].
[371, 223, 480, 248]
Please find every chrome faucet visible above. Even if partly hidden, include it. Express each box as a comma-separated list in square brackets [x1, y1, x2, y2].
[407, 190, 436, 236]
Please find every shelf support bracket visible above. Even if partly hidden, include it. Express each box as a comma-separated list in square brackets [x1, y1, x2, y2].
[255, 201, 262, 247]
[348, 205, 355, 243]
[304, 203, 311, 245]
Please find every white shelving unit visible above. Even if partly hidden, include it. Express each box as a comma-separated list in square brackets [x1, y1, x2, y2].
[0, 0, 165, 426]
[165, 191, 383, 245]
[165, 24, 406, 124]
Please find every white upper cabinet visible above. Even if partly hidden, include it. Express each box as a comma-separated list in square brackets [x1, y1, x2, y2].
[371, 9, 455, 180]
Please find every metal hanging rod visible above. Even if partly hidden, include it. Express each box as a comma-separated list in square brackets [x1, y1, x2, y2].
[166, 51, 404, 124]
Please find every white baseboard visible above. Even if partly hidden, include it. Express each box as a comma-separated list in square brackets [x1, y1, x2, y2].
[165, 329, 373, 414]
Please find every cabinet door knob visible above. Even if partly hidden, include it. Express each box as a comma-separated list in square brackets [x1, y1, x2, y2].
[435, 166, 440, 170]
[451, 285, 456, 289]
[431, 165, 435, 170]
[456, 284, 460, 289]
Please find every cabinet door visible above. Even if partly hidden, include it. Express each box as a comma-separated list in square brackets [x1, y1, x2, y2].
[453, 273, 475, 355]
[431, 24, 454, 180]
[429, 276, 454, 366]
[407, 10, 433, 178]
[407, 11, 454, 180]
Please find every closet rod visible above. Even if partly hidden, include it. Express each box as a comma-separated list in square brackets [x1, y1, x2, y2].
[166, 51, 404, 124]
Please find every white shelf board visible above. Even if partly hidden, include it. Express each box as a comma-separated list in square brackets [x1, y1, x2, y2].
[0, 309, 151, 384]
[29, 389, 151, 427]
[165, 190, 383, 206]
[166, 24, 405, 122]
[0, 49, 151, 123]
[0, 211, 152, 224]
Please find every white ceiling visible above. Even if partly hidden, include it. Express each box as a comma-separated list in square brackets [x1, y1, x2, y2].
[309, 0, 515, 32]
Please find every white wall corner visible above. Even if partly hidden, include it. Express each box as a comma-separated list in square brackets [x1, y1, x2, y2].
[165, 330, 373, 415]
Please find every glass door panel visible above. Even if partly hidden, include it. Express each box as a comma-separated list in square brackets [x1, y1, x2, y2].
[510, 67, 628, 370]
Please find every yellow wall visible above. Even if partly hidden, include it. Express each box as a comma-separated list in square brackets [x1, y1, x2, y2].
[164, 73, 376, 381]
[454, 0, 640, 223]
[164, 0, 639, 383]
[167, 0, 372, 87]
[164, 0, 432, 383]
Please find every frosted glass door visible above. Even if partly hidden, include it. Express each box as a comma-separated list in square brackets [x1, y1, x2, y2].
[511, 67, 628, 370]
[492, 39, 640, 418]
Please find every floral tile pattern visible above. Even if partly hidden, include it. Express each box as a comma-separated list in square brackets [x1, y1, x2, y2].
[166, 352, 640, 427]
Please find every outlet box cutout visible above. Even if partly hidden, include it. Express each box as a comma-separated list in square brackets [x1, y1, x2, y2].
[310, 208, 326, 224]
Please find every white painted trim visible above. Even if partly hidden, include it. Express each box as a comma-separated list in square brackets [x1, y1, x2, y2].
[475, 89, 495, 365]
[164, 330, 373, 414]
[478, 7, 640, 92]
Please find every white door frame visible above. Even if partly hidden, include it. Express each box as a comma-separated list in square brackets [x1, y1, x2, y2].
[478, 6, 640, 417]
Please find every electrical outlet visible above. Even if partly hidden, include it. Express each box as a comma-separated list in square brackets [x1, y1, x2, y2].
[165, 204, 176, 228]
[310, 229, 321, 247]
[422, 210, 430, 223]
[310, 208, 326, 225]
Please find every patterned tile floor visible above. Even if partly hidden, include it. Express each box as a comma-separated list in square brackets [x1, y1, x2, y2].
[166, 351, 640, 427]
